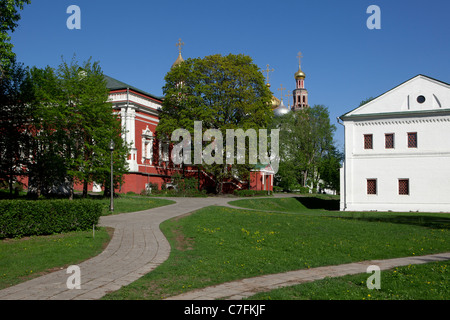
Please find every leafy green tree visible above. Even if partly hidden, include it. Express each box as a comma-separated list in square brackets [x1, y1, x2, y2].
[0, 59, 34, 195]
[318, 146, 343, 193]
[272, 105, 337, 192]
[158, 53, 272, 193]
[0, 0, 30, 74]
[30, 57, 128, 198]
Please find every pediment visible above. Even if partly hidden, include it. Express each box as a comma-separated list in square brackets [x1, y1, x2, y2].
[341, 75, 450, 119]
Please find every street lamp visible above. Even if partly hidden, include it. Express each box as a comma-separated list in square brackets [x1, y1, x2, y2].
[109, 139, 115, 212]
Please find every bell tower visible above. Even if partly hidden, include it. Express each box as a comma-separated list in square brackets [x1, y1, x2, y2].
[292, 51, 309, 110]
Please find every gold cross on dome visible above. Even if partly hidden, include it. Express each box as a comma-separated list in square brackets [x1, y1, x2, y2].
[176, 38, 185, 54]
[263, 64, 274, 85]
[297, 51, 303, 67]
[277, 84, 286, 101]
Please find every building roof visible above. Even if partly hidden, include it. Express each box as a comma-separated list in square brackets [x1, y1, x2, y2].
[339, 74, 450, 121]
[104, 75, 163, 101]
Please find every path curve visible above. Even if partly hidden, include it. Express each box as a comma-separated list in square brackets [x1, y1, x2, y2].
[0, 196, 233, 300]
[0, 194, 448, 300]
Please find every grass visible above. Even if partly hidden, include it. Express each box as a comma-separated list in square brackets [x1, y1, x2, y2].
[99, 195, 176, 215]
[0, 193, 175, 290]
[0, 227, 112, 290]
[102, 196, 450, 300]
[247, 261, 449, 300]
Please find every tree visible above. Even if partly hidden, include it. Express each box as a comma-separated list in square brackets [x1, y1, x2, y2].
[0, 59, 34, 195]
[30, 57, 129, 198]
[272, 105, 337, 192]
[157, 54, 273, 193]
[0, 0, 30, 75]
[318, 146, 343, 193]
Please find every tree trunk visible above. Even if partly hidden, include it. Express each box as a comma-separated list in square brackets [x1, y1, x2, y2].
[82, 180, 88, 198]
[68, 178, 74, 200]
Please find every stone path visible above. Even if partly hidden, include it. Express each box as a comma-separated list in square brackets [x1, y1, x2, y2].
[0, 197, 232, 300]
[165, 252, 450, 300]
[0, 194, 449, 300]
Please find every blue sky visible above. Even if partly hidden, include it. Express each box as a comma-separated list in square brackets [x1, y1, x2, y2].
[10, 0, 450, 149]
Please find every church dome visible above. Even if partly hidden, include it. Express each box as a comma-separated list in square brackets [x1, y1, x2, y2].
[171, 52, 184, 69]
[274, 101, 291, 116]
[295, 67, 306, 79]
[271, 95, 280, 109]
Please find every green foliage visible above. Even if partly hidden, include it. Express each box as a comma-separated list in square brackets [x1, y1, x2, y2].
[29, 56, 129, 198]
[158, 53, 273, 193]
[359, 97, 374, 107]
[0, 59, 35, 194]
[0, 199, 103, 238]
[271, 105, 338, 192]
[233, 189, 271, 197]
[147, 173, 206, 197]
[0, 0, 31, 72]
[318, 146, 343, 192]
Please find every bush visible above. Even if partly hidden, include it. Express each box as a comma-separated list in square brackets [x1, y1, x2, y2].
[0, 199, 103, 238]
[272, 186, 284, 192]
[233, 190, 272, 197]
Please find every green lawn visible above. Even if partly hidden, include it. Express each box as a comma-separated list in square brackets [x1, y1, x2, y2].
[247, 260, 449, 300]
[103, 196, 450, 300]
[0, 228, 112, 290]
[0, 194, 175, 290]
[99, 195, 176, 215]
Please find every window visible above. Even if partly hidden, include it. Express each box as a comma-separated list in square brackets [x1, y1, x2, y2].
[367, 179, 377, 195]
[385, 133, 394, 149]
[417, 95, 426, 104]
[399, 179, 409, 195]
[408, 132, 417, 148]
[364, 134, 373, 149]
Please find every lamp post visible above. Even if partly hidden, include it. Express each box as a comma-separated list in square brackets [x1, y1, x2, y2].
[109, 139, 115, 212]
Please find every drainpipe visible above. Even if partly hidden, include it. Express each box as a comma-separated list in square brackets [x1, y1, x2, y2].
[337, 117, 346, 211]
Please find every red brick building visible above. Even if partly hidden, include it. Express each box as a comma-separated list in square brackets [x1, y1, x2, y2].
[101, 74, 273, 194]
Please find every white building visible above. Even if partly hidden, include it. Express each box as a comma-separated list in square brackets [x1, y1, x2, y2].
[339, 75, 450, 213]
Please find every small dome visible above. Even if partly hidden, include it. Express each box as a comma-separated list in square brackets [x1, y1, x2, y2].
[274, 101, 291, 116]
[171, 53, 184, 69]
[295, 67, 306, 79]
[271, 95, 280, 109]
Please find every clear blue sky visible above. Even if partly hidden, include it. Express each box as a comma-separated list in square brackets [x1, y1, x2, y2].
[10, 0, 450, 149]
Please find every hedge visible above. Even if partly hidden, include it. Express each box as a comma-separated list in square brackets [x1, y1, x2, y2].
[233, 190, 272, 197]
[0, 199, 103, 239]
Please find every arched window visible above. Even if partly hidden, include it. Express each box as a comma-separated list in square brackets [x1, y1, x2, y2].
[142, 126, 153, 164]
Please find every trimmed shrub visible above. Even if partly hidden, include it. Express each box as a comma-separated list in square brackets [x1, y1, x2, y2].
[0, 199, 103, 239]
[233, 190, 272, 197]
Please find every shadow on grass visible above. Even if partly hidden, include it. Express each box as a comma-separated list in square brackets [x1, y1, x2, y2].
[332, 214, 450, 230]
[293, 196, 340, 211]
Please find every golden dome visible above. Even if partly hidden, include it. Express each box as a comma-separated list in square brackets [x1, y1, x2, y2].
[171, 52, 184, 69]
[295, 67, 306, 79]
[271, 95, 280, 109]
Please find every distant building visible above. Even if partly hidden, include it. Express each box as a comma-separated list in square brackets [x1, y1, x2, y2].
[339, 75, 450, 212]
[272, 51, 309, 116]
[99, 40, 274, 194]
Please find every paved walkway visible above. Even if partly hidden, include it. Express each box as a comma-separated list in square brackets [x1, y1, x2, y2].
[166, 252, 450, 300]
[0, 195, 449, 300]
[0, 197, 232, 300]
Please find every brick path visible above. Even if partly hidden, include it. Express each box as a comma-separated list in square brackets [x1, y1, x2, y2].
[0, 197, 232, 300]
[165, 252, 450, 300]
[0, 195, 448, 300]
